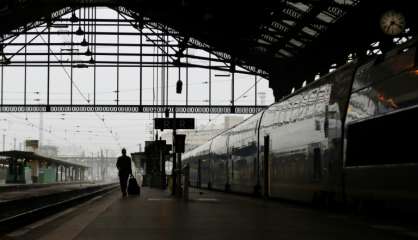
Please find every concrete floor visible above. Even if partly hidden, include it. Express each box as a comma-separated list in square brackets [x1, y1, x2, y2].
[3, 187, 418, 240]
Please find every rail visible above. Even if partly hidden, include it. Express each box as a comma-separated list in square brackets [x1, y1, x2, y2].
[0, 183, 118, 234]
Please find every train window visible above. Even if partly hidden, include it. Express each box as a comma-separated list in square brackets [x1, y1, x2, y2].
[296, 106, 304, 121]
[315, 102, 325, 116]
[348, 70, 418, 122]
[373, 70, 418, 113]
[352, 59, 376, 92]
[276, 111, 282, 126]
[315, 119, 321, 131]
[295, 105, 303, 121]
[346, 105, 418, 166]
[317, 85, 330, 100]
[346, 88, 377, 122]
[283, 110, 290, 123]
[306, 103, 316, 118]
[294, 106, 302, 121]
[298, 105, 308, 120]
[289, 108, 296, 122]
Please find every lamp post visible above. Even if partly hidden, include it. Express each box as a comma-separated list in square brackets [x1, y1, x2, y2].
[2, 129, 6, 151]
[0, 119, 8, 152]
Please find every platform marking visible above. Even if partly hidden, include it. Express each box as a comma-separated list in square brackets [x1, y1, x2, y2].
[370, 225, 407, 231]
[370, 224, 418, 239]
[147, 198, 173, 201]
[195, 198, 219, 202]
[404, 232, 418, 238]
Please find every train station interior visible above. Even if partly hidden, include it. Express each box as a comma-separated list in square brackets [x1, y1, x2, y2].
[0, 1, 417, 239]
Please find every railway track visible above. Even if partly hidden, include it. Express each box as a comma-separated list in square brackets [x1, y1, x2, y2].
[0, 183, 118, 234]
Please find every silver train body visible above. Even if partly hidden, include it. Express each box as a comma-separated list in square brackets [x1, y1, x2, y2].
[182, 39, 418, 204]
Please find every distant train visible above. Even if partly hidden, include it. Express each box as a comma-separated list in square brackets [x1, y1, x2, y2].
[183, 37, 418, 207]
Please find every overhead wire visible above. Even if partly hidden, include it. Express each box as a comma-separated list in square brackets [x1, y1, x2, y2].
[33, 8, 122, 149]
[2, 7, 269, 152]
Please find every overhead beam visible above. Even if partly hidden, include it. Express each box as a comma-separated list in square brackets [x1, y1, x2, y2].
[0, 104, 268, 114]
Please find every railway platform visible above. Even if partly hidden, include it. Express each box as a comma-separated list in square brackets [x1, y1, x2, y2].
[3, 187, 418, 240]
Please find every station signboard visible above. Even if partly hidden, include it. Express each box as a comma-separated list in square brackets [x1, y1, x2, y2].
[154, 118, 195, 130]
[25, 140, 39, 151]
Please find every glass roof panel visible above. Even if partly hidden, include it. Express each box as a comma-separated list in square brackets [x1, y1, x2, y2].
[271, 21, 289, 32]
[255, 46, 267, 53]
[282, 20, 296, 27]
[274, 33, 283, 39]
[278, 49, 293, 57]
[264, 35, 278, 43]
[268, 27, 278, 32]
[287, 1, 311, 12]
[316, 12, 335, 23]
[282, 8, 302, 19]
[257, 39, 272, 45]
[302, 27, 318, 36]
[333, 0, 355, 6]
[289, 38, 304, 47]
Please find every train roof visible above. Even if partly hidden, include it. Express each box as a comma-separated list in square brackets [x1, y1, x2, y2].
[276, 35, 417, 104]
[183, 36, 418, 156]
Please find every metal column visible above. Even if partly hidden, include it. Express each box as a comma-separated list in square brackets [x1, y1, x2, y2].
[70, 15, 73, 105]
[186, 49, 189, 106]
[47, 20, 50, 106]
[209, 54, 212, 119]
[116, 11, 120, 106]
[255, 75, 257, 106]
[94, 7, 97, 105]
[231, 70, 235, 109]
[139, 26, 143, 106]
[24, 33, 27, 106]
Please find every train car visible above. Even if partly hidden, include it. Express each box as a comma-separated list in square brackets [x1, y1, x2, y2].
[182, 141, 212, 188]
[228, 112, 262, 193]
[183, 37, 418, 206]
[343, 39, 418, 205]
[208, 131, 228, 190]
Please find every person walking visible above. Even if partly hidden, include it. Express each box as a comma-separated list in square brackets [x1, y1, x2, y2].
[116, 148, 132, 197]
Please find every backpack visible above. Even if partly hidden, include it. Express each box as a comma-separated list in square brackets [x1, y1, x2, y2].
[127, 176, 140, 195]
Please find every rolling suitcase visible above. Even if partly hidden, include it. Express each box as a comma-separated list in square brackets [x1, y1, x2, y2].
[127, 175, 140, 196]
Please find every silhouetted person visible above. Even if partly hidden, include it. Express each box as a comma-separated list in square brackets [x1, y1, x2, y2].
[116, 148, 132, 197]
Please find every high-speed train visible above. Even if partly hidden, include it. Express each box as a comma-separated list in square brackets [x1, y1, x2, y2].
[182, 37, 418, 206]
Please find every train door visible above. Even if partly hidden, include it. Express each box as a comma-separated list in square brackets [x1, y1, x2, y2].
[263, 135, 270, 197]
[310, 143, 322, 182]
[226, 151, 233, 192]
[197, 159, 202, 188]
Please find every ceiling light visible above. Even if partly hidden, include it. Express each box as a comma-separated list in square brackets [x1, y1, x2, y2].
[75, 27, 84, 35]
[81, 37, 88, 46]
[85, 48, 92, 56]
[70, 12, 79, 23]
